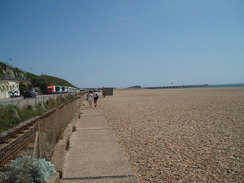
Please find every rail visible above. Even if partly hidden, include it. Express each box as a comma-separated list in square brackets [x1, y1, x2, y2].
[0, 92, 86, 167]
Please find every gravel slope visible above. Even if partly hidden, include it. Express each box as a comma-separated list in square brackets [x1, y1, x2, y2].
[99, 88, 244, 182]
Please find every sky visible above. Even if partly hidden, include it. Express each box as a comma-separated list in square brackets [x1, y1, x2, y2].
[0, 0, 243, 88]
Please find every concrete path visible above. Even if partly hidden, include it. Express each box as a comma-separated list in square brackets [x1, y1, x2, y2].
[61, 105, 137, 183]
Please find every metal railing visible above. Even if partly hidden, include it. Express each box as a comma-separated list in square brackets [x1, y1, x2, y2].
[0, 92, 86, 182]
[0, 93, 79, 109]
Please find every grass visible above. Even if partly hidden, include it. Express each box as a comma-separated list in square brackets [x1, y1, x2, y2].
[0, 94, 77, 133]
[72, 126, 76, 132]
[65, 137, 70, 151]
[0, 105, 20, 131]
[78, 112, 83, 119]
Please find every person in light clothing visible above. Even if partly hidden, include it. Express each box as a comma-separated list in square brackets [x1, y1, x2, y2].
[87, 91, 93, 107]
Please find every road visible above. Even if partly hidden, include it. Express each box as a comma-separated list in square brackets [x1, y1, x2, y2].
[0, 94, 66, 108]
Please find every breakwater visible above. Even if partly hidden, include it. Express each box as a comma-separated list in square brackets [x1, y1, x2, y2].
[145, 84, 208, 89]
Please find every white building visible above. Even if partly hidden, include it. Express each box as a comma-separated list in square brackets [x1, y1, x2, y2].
[0, 80, 20, 99]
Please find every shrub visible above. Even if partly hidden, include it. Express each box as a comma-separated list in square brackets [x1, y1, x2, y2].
[56, 96, 65, 103]
[0, 94, 76, 133]
[65, 137, 70, 151]
[18, 105, 47, 123]
[5, 156, 55, 183]
[5, 156, 33, 183]
[66, 94, 75, 100]
[0, 104, 20, 132]
[49, 98, 56, 106]
[18, 105, 36, 121]
[31, 158, 55, 183]
[45, 98, 57, 110]
[0, 104, 18, 114]
[36, 103, 47, 115]
[72, 126, 76, 132]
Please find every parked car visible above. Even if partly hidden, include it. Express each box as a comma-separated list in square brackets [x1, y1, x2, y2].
[10, 91, 20, 98]
[23, 91, 36, 99]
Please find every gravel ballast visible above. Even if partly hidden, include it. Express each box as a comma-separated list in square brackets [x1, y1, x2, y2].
[99, 88, 244, 182]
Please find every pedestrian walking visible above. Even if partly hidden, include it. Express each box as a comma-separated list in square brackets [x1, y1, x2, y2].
[93, 90, 99, 107]
[87, 91, 93, 107]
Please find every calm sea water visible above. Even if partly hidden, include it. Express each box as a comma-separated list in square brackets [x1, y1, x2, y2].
[145, 83, 244, 89]
[205, 83, 244, 88]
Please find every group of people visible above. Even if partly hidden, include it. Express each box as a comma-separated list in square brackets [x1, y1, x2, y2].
[87, 90, 99, 107]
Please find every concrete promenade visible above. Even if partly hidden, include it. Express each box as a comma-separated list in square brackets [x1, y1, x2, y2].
[61, 104, 137, 183]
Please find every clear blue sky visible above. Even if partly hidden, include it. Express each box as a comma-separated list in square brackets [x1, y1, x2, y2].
[0, 0, 243, 88]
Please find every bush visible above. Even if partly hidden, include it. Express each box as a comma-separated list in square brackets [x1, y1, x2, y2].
[5, 156, 55, 183]
[0, 103, 48, 133]
[0, 94, 76, 133]
[18, 106, 34, 121]
[66, 94, 75, 100]
[45, 98, 57, 109]
[18, 105, 46, 122]
[56, 96, 65, 103]
[32, 159, 55, 183]
[0, 105, 20, 132]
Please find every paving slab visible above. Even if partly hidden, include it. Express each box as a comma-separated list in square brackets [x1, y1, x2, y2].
[61, 106, 137, 183]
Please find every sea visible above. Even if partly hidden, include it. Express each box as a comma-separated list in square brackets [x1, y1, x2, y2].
[204, 83, 244, 88]
[145, 83, 244, 89]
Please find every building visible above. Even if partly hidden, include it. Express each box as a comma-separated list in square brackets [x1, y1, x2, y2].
[0, 79, 20, 99]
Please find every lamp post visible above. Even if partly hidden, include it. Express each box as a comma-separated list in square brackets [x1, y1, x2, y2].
[8, 57, 12, 64]
[28, 66, 33, 91]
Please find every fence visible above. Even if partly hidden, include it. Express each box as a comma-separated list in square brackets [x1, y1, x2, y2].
[33, 93, 85, 159]
[0, 92, 86, 182]
[0, 93, 77, 109]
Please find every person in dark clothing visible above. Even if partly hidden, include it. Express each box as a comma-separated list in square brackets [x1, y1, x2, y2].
[93, 90, 99, 107]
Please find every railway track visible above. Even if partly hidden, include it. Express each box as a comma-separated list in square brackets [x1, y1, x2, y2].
[0, 118, 39, 166]
[0, 109, 55, 166]
[0, 94, 84, 167]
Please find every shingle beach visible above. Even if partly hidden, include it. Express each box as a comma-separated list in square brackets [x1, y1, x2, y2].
[100, 88, 244, 182]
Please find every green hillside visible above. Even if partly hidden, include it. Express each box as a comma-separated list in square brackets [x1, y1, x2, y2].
[32, 74, 75, 87]
[0, 62, 78, 94]
[31, 74, 76, 93]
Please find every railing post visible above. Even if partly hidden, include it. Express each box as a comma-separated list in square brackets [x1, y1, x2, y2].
[32, 131, 40, 159]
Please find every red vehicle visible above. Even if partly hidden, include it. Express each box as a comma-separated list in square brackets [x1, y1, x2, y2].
[47, 85, 56, 94]
[47, 85, 64, 94]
